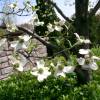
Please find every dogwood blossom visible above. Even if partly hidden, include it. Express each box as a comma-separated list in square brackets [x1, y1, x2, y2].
[10, 35, 31, 51]
[9, 54, 27, 72]
[77, 52, 99, 70]
[32, 14, 44, 26]
[31, 60, 51, 82]
[74, 33, 91, 44]
[54, 62, 75, 77]
[47, 21, 63, 32]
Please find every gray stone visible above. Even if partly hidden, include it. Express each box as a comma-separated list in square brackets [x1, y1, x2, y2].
[1, 67, 13, 75]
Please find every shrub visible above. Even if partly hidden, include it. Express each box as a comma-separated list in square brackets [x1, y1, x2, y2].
[0, 71, 100, 100]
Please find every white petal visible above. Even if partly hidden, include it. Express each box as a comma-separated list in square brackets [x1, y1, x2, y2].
[56, 71, 66, 77]
[19, 35, 31, 41]
[79, 49, 90, 55]
[35, 21, 44, 26]
[43, 70, 51, 76]
[55, 26, 62, 31]
[15, 43, 22, 50]
[77, 57, 85, 65]
[23, 35, 31, 41]
[16, 66, 23, 72]
[59, 20, 65, 26]
[84, 39, 91, 44]
[36, 60, 45, 68]
[63, 66, 75, 73]
[79, 39, 84, 43]
[10, 41, 18, 48]
[8, 3, 17, 9]
[74, 33, 80, 40]
[92, 56, 100, 61]
[90, 62, 98, 70]
[50, 63, 55, 67]
[31, 71, 38, 76]
[37, 74, 46, 82]
[22, 43, 27, 49]
[47, 23, 54, 32]
[32, 14, 38, 20]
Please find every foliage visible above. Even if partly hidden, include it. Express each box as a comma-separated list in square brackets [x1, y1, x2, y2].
[89, 14, 100, 44]
[0, 71, 100, 100]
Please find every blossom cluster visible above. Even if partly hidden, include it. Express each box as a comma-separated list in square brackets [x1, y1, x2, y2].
[77, 49, 100, 70]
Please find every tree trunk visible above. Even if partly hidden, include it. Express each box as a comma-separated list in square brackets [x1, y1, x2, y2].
[75, 0, 91, 84]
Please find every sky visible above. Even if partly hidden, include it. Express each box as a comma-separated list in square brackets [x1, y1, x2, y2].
[0, 0, 99, 25]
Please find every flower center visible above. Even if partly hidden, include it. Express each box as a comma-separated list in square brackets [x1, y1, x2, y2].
[13, 63, 19, 68]
[58, 65, 64, 71]
[38, 68, 44, 74]
[85, 58, 91, 64]
[19, 39, 24, 43]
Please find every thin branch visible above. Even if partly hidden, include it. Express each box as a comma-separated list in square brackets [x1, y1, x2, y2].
[0, 11, 31, 16]
[0, 6, 32, 16]
[48, 0, 73, 23]
[89, 0, 100, 16]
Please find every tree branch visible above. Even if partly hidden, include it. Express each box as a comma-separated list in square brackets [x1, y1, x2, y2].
[89, 0, 100, 16]
[48, 0, 73, 23]
[0, 25, 69, 59]
[0, 25, 58, 49]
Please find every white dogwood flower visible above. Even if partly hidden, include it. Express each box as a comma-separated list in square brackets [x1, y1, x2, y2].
[55, 62, 75, 77]
[32, 14, 44, 26]
[74, 33, 91, 44]
[10, 35, 31, 51]
[31, 60, 51, 82]
[78, 55, 99, 70]
[9, 54, 27, 72]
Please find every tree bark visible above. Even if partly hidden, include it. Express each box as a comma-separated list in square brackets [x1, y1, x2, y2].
[75, 0, 91, 84]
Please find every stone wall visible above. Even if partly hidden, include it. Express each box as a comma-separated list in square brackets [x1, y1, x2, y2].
[0, 39, 47, 80]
